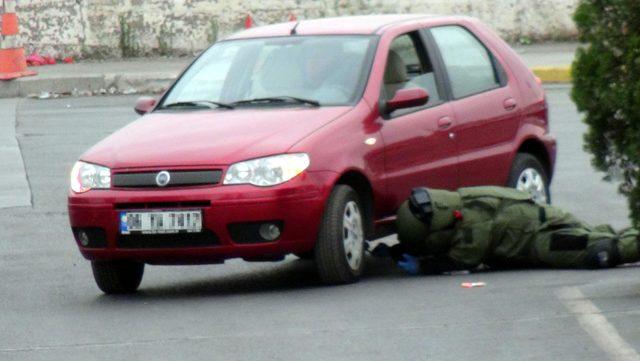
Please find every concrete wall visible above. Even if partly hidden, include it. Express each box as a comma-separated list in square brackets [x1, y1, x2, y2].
[12, 0, 579, 58]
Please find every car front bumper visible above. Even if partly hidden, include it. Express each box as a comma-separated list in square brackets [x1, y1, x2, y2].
[68, 171, 336, 265]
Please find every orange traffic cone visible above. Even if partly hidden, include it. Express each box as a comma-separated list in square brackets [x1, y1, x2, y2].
[0, 0, 36, 80]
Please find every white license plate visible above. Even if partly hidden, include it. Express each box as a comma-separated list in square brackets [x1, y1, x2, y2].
[119, 210, 202, 235]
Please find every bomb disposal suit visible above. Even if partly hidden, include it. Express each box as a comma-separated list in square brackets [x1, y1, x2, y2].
[390, 186, 640, 273]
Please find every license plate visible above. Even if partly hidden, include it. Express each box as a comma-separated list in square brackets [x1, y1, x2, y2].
[119, 210, 202, 235]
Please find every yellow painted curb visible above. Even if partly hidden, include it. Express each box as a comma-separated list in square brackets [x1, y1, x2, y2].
[531, 66, 572, 83]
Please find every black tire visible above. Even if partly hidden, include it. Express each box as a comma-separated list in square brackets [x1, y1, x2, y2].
[507, 153, 551, 204]
[91, 261, 144, 294]
[294, 251, 315, 260]
[314, 185, 365, 284]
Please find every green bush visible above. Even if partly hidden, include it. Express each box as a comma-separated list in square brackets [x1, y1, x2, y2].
[572, 0, 640, 224]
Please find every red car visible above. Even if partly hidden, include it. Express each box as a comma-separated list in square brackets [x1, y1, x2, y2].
[68, 15, 555, 293]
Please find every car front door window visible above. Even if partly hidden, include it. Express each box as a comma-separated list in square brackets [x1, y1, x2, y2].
[383, 33, 442, 113]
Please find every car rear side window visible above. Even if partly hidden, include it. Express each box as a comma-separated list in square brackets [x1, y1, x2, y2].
[430, 25, 501, 99]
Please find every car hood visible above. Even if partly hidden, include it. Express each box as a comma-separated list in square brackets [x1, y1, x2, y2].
[81, 106, 351, 169]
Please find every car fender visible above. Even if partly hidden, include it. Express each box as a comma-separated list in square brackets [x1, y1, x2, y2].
[511, 123, 557, 181]
[288, 101, 387, 212]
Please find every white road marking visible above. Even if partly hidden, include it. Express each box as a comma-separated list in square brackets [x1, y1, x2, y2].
[558, 287, 640, 361]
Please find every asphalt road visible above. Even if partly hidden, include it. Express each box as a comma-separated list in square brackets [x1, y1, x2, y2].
[1, 87, 639, 361]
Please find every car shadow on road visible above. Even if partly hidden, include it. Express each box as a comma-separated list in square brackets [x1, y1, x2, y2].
[93, 256, 406, 302]
[89, 260, 640, 305]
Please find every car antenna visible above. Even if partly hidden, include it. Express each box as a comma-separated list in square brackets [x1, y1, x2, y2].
[290, 21, 300, 35]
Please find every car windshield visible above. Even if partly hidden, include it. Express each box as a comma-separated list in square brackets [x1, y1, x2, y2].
[161, 35, 377, 108]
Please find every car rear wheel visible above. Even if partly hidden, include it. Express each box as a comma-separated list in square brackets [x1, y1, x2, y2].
[91, 261, 144, 294]
[507, 153, 550, 204]
[315, 185, 365, 284]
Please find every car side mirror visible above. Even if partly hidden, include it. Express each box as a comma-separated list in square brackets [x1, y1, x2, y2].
[134, 97, 157, 115]
[385, 88, 429, 114]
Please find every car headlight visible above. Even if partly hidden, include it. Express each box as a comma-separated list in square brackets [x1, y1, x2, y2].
[223, 153, 310, 187]
[70, 161, 111, 193]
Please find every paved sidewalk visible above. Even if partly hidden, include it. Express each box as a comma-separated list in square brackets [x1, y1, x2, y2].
[514, 42, 578, 68]
[515, 42, 578, 83]
[0, 57, 192, 98]
[0, 99, 31, 209]
[0, 42, 578, 99]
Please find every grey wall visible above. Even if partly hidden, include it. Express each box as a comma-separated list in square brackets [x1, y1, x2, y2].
[14, 0, 579, 58]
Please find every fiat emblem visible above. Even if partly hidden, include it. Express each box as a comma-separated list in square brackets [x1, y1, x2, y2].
[155, 171, 171, 187]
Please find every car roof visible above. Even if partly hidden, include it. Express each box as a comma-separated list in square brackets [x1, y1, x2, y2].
[226, 14, 465, 40]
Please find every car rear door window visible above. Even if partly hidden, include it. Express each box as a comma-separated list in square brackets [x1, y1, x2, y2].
[430, 25, 501, 99]
[383, 32, 442, 107]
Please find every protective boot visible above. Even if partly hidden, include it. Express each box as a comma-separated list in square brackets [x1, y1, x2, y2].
[616, 228, 640, 265]
[585, 229, 640, 268]
[585, 238, 619, 269]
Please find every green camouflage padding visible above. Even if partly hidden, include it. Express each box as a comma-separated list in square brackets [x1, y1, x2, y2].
[395, 186, 640, 270]
[533, 220, 640, 268]
[444, 186, 540, 268]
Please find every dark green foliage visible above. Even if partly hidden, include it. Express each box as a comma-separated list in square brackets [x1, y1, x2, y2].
[572, 0, 640, 225]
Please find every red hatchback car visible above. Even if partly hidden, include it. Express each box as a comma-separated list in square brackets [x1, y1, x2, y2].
[68, 15, 555, 293]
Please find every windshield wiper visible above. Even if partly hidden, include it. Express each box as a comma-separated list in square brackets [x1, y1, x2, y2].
[161, 100, 235, 110]
[231, 96, 320, 107]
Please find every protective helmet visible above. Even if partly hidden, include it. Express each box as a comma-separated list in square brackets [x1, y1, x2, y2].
[409, 188, 461, 231]
[396, 188, 462, 247]
[396, 200, 429, 249]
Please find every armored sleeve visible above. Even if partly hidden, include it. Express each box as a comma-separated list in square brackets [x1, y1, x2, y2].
[445, 221, 493, 269]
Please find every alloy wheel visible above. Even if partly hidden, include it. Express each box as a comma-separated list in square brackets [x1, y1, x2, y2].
[516, 167, 548, 204]
[342, 201, 364, 271]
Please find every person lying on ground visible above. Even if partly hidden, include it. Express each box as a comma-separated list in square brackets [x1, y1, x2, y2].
[372, 186, 640, 275]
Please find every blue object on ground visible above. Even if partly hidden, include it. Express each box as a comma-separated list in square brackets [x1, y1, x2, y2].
[398, 254, 420, 275]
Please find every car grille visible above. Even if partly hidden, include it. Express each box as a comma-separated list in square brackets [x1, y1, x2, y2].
[112, 170, 222, 188]
[117, 229, 219, 248]
[114, 201, 211, 210]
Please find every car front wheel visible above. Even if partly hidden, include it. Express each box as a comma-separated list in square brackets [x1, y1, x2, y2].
[507, 153, 550, 204]
[315, 185, 365, 284]
[91, 261, 144, 294]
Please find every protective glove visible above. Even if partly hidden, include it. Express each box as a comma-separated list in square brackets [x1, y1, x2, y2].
[397, 254, 421, 275]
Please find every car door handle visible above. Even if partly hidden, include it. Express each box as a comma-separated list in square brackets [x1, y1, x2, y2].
[437, 116, 453, 129]
[503, 98, 517, 111]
